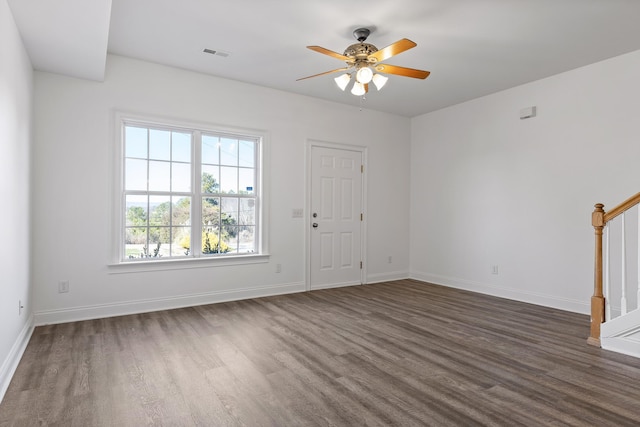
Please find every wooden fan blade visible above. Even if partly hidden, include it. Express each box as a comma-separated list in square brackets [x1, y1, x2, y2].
[307, 46, 351, 61]
[374, 64, 430, 79]
[368, 38, 417, 63]
[296, 67, 350, 81]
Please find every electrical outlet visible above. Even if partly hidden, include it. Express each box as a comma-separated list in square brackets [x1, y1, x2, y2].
[388, 256, 393, 264]
[58, 280, 70, 293]
[275, 263, 282, 273]
[491, 265, 499, 275]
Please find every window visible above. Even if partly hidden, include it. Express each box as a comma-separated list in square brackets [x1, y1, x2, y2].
[118, 118, 262, 263]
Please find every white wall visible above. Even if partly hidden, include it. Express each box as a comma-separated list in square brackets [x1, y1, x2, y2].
[0, 0, 33, 397]
[410, 49, 640, 313]
[31, 55, 411, 323]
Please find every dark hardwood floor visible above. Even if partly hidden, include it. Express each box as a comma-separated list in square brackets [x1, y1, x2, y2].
[2, 279, 640, 426]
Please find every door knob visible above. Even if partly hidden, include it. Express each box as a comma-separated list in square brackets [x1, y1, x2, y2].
[312, 223, 318, 228]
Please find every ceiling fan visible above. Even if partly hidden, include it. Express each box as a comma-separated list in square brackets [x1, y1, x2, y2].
[297, 28, 430, 96]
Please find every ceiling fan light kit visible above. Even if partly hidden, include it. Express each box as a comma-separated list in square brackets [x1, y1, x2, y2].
[298, 27, 430, 97]
[372, 73, 388, 90]
[334, 73, 351, 91]
[356, 66, 373, 84]
[351, 82, 367, 96]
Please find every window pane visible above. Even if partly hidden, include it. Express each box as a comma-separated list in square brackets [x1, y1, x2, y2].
[149, 196, 171, 226]
[220, 138, 238, 166]
[172, 132, 191, 162]
[125, 126, 147, 158]
[172, 226, 191, 256]
[239, 199, 255, 225]
[239, 140, 255, 168]
[221, 197, 239, 223]
[148, 161, 170, 191]
[202, 197, 220, 228]
[202, 228, 230, 254]
[172, 196, 191, 226]
[220, 167, 238, 194]
[125, 227, 147, 259]
[239, 226, 255, 253]
[202, 135, 219, 165]
[172, 162, 191, 192]
[126, 195, 148, 226]
[148, 228, 170, 257]
[149, 129, 171, 161]
[221, 198, 239, 252]
[125, 159, 147, 191]
[201, 166, 219, 193]
[238, 168, 254, 195]
[125, 227, 147, 245]
[220, 227, 238, 253]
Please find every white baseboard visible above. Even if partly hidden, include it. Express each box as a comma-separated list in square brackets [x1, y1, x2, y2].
[34, 282, 305, 326]
[601, 310, 640, 358]
[410, 271, 590, 315]
[601, 310, 640, 338]
[601, 337, 640, 359]
[0, 316, 34, 403]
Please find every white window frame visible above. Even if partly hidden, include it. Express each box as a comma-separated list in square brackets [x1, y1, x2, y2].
[110, 112, 269, 271]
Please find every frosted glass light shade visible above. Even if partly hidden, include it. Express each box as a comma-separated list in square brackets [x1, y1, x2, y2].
[334, 73, 351, 91]
[372, 73, 388, 90]
[351, 82, 366, 96]
[356, 67, 373, 84]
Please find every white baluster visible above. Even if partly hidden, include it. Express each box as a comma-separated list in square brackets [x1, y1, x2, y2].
[605, 224, 611, 321]
[638, 206, 640, 312]
[621, 213, 628, 316]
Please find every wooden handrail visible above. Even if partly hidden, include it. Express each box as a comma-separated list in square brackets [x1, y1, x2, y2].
[589, 191, 640, 346]
[604, 192, 640, 223]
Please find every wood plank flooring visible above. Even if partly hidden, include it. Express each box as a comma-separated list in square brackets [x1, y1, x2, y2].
[2, 279, 640, 426]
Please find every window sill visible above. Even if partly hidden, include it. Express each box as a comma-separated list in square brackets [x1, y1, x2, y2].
[108, 253, 270, 274]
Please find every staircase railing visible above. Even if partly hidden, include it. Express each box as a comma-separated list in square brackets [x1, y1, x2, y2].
[589, 192, 640, 346]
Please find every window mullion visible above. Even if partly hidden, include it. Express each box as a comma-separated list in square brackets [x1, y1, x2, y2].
[217, 139, 223, 251]
[145, 129, 151, 256]
[254, 141, 260, 254]
[192, 131, 203, 257]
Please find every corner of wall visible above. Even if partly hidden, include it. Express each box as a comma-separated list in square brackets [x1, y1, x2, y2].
[0, 315, 34, 402]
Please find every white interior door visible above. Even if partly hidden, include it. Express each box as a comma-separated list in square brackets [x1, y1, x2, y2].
[309, 145, 363, 290]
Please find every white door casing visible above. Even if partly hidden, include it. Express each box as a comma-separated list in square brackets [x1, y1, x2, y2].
[308, 143, 364, 290]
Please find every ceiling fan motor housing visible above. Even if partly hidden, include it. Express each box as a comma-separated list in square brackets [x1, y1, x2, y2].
[346, 28, 379, 65]
[343, 43, 379, 63]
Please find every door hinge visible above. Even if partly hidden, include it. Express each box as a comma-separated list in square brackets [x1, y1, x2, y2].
[360, 213, 363, 221]
[360, 261, 363, 269]
[361, 165, 364, 173]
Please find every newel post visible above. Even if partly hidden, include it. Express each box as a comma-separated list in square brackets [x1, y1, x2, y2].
[588, 203, 605, 346]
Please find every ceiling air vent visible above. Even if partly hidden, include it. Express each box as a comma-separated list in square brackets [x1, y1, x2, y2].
[203, 48, 230, 58]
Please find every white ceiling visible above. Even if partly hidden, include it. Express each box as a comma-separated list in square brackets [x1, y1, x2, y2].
[8, 0, 640, 117]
